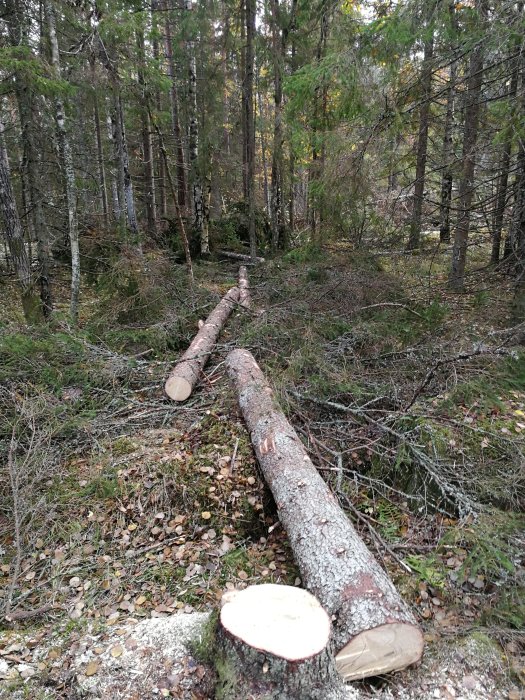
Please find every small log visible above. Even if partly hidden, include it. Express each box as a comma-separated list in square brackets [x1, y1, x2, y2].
[165, 287, 239, 401]
[226, 349, 424, 681]
[216, 584, 346, 700]
[238, 265, 251, 308]
[217, 249, 265, 264]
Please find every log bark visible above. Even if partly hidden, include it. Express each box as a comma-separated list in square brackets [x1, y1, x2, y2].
[165, 287, 239, 401]
[216, 584, 346, 700]
[226, 349, 424, 681]
[238, 265, 251, 308]
[217, 249, 265, 264]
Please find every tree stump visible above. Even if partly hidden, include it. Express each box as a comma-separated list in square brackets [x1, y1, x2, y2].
[216, 584, 346, 700]
[165, 286, 239, 401]
[226, 349, 424, 681]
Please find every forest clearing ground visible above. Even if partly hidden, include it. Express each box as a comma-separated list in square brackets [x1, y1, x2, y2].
[0, 244, 524, 698]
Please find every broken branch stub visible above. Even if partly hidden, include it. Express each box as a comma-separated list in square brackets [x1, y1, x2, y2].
[165, 287, 239, 401]
[226, 349, 424, 681]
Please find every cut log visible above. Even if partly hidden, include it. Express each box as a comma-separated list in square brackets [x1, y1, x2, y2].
[238, 265, 251, 308]
[165, 287, 239, 401]
[226, 349, 424, 681]
[217, 249, 265, 264]
[216, 583, 346, 700]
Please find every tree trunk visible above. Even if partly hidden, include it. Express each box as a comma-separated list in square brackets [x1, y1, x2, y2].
[137, 27, 157, 236]
[91, 58, 110, 228]
[310, 1, 329, 245]
[165, 286, 240, 401]
[245, 0, 257, 259]
[448, 0, 487, 291]
[117, 94, 140, 243]
[164, 1, 187, 208]
[510, 50, 525, 320]
[6, 0, 53, 317]
[439, 6, 458, 245]
[0, 121, 42, 323]
[106, 108, 122, 223]
[44, 0, 80, 322]
[226, 349, 424, 681]
[269, 0, 286, 251]
[185, 0, 208, 255]
[216, 584, 346, 700]
[491, 41, 521, 263]
[152, 0, 167, 220]
[407, 21, 434, 250]
[150, 111, 194, 281]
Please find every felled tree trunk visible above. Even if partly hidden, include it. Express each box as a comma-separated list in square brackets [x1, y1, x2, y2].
[216, 584, 346, 700]
[165, 287, 239, 401]
[226, 349, 424, 681]
[238, 265, 251, 308]
[217, 249, 265, 264]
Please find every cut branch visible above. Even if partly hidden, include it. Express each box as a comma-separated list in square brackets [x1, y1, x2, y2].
[226, 349, 423, 681]
[165, 287, 239, 401]
[238, 265, 251, 308]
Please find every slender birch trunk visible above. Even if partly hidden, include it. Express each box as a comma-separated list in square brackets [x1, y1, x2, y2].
[44, 0, 80, 322]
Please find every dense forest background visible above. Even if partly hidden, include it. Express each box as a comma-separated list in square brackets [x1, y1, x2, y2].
[1, 0, 524, 318]
[0, 1, 524, 698]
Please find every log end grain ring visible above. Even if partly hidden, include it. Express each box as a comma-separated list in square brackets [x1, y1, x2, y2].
[165, 375, 192, 402]
[220, 583, 331, 661]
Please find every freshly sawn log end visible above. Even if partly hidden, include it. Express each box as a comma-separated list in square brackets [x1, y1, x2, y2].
[164, 375, 192, 402]
[217, 584, 347, 700]
[220, 583, 330, 661]
[335, 621, 424, 681]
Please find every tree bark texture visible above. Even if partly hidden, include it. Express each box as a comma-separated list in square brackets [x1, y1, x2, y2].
[216, 584, 346, 700]
[184, 0, 208, 255]
[491, 41, 521, 263]
[226, 349, 424, 681]
[150, 111, 194, 280]
[238, 265, 251, 308]
[217, 249, 265, 264]
[439, 17, 457, 245]
[269, 0, 286, 251]
[448, 0, 487, 291]
[45, 0, 80, 321]
[0, 121, 42, 323]
[165, 286, 239, 401]
[136, 27, 157, 235]
[407, 22, 434, 250]
[92, 74, 110, 228]
[164, 1, 187, 208]
[245, 0, 257, 259]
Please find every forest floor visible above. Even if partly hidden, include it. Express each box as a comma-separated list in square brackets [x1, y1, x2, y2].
[0, 241, 524, 699]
